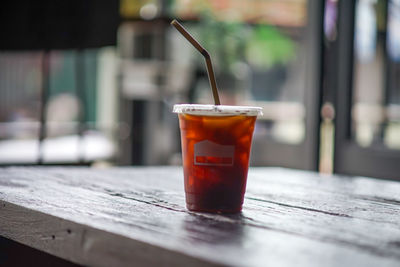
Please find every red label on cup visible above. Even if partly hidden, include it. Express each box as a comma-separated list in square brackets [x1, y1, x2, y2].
[194, 140, 234, 166]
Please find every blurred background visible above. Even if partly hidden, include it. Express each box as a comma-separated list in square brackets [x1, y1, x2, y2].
[0, 0, 399, 179]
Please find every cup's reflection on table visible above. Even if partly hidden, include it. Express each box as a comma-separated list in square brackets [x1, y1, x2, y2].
[174, 104, 262, 213]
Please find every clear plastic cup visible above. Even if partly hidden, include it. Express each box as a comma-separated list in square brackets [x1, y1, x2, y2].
[173, 104, 262, 213]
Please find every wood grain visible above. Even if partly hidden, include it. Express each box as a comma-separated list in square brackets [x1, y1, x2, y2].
[1, 167, 400, 267]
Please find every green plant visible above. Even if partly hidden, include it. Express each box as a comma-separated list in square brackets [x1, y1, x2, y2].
[195, 11, 296, 73]
[245, 25, 295, 69]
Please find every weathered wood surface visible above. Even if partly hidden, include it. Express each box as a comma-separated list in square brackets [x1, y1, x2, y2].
[1, 167, 400, 267]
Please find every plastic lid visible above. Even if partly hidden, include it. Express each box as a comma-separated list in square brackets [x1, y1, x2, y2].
[173, 104, 263, 116]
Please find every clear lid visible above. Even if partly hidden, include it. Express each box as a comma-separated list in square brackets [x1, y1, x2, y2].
[173, 104, 263, 116]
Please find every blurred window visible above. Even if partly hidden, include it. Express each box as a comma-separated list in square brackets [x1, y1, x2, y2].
[118, 0, 322, 169]
[334, 0, 400, 180]
[172, 0, 309, 145]
[352, 0, 400, 150]
[175, 0, 320, 169]
[0, 49, 116, 165]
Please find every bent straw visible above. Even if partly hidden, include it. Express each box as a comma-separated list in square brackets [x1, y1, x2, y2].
[171, 19, 221, 105]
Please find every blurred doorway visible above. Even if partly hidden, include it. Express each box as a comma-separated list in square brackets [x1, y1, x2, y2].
[118, 0, 324, 170]
[333, 0, 400, 180]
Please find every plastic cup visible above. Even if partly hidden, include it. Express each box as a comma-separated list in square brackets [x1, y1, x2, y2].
[173, 104, 262, 213]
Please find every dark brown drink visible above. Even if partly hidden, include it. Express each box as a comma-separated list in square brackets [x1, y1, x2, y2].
[174, 105, 261, 213]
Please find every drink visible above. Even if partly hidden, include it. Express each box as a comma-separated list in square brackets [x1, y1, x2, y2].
[174, 104, 262, 213]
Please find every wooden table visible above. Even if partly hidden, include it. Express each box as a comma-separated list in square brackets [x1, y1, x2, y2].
[1, 167, 400, 266]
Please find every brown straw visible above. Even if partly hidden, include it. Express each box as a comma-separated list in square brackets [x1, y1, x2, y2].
[171, 19, 221, 105]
